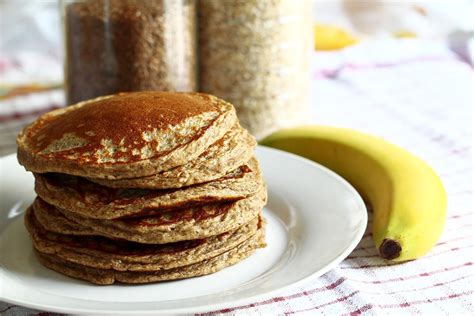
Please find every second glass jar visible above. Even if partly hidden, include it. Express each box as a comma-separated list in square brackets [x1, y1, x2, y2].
[199, 0, 313, 139]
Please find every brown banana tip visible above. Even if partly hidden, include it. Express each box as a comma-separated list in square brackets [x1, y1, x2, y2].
[379, 239, 402, 260]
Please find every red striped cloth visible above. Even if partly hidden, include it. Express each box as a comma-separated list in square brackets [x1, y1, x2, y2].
[1, 41, 473, 315]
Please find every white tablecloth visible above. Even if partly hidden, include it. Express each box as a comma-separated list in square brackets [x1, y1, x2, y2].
[1, 39, 473, 315]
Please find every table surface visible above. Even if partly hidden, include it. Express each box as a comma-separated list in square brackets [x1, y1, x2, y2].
[0, 39, 473, 315]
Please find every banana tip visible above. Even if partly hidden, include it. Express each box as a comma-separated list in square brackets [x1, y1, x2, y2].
[379, 239, 401, 260]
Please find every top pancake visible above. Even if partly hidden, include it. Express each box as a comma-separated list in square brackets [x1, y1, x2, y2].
[17, 92, 237, 179]
[88, 124, 256, 189]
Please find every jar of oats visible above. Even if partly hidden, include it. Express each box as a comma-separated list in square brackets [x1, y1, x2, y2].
[62, 0, 197, 105]
[199, 0, 313, 139]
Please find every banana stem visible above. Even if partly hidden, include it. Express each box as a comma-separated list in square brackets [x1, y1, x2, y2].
[379, 239, 402, 260]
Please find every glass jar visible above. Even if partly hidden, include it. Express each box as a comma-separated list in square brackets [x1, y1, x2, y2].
[199, 0, 313, 139]
[62, 0, 197, 105]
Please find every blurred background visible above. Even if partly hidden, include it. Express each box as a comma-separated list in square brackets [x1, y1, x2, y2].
[0, 0, 472, 155]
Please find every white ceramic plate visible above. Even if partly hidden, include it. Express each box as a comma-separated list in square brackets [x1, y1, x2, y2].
[0, 146, 367, 314]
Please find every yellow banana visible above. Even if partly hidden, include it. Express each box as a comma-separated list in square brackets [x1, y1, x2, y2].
[260, 126, 447, 261]
[314, 24, 359, 51]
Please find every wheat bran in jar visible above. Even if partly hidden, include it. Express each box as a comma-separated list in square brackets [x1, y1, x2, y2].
[199, 0, 313, 139]
[64, 0, 197, 104]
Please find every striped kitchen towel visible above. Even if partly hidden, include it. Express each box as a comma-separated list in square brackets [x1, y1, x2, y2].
[1, 39, 472, 315]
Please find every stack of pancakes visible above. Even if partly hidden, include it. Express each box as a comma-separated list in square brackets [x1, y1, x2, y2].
[17, 92, 267, 285]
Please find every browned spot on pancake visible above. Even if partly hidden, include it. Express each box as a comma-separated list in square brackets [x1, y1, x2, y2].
[34, 197, 59, 213]
[118, 202, 233, 227]
[26, 92, 219, 163]
[116, 196, 240, 219]
[29, 208, 206, 256]
[40, 163, 253, 208]
[34, 195, 237, 231]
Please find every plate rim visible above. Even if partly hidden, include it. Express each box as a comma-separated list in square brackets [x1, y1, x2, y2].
[0, 146, 367, 314]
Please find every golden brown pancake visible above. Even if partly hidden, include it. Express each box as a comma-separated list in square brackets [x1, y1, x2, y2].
[35, 225, 266, 285]
[32, 187, 266, 244]
[34, 157, 263, 219]
[18, 90, 268, 285]
[17, 92, 237, 179]
[88, 125, 256, 189]
[26, 207, 262, 272]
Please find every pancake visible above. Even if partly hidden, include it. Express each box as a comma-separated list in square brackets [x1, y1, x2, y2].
[88, 125, 256, 189]
[35, 226, 265, 285]
[26, 207, 262, 271]
[17, 92, 237, 179]
[33, 187, 266, 244]
[34, 157, 263, 219]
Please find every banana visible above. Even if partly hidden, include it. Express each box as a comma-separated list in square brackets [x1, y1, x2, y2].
[260, 125, 447, 262]
[314, 24, 359, 50]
